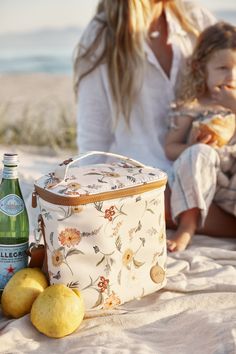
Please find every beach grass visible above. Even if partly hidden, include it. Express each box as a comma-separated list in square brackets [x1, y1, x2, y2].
[0, 73, 77, 152]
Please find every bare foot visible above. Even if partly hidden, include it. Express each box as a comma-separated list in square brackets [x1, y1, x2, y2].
[167, 231, 192, 252]
[167, 208, 200, 252]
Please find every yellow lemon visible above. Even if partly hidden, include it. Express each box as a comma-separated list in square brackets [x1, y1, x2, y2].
[1, 268, 48, 318]
[30, 284, 85, 338]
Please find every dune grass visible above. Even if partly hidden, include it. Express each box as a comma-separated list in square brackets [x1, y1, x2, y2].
[0, 74, 77, 152]
[0, 101, 77, 150]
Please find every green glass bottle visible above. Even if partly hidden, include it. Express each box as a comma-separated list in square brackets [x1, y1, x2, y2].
[0, 153, 29, 296]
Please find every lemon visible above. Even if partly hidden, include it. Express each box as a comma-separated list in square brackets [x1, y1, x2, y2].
[30, 284, 85, 338]
[1, 268, 48, 318]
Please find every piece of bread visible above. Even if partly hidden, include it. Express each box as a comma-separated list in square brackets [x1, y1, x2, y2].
[197, 113, 235, 147]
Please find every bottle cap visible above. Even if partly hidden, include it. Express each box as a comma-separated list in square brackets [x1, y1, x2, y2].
[3, 153, 19, 166]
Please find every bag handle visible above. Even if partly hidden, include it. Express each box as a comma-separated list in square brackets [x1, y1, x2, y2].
[54, 151, 146, 181]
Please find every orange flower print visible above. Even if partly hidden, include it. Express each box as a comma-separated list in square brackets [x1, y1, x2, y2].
[52, 249, 64, 267]
[98, 276, 109, 293]
[59, 228, 81, 247]
[122, 249, 134, 266]
[103, 291, 121, 309]
[104, 206, 115, 221]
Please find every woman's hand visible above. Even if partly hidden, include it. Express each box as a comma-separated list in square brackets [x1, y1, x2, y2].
[211, 85, 236, 113]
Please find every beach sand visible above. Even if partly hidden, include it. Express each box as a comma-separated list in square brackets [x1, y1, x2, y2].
[0, 73, 77, 234]
[0, 143, 73, 239]
[0, 73, 77, 150]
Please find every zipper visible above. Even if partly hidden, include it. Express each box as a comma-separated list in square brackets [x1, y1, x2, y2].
[32, 178, 167, 207]
[32, 191, 37, 208]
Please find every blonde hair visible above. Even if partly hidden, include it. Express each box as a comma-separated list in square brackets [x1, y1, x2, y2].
[74, 0, 198, 123]
[177, 22, 236, 104]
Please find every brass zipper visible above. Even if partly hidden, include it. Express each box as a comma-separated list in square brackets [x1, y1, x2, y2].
[33, 178, 167, 207]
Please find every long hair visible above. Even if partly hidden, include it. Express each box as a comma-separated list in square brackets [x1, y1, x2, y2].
[73, 0, 198, 123]
[177, 22, 236, 104]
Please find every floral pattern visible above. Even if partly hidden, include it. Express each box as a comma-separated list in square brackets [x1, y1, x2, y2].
[52, 249, 64, 267]
[98, 276, 109, 293]
[122, 249, 134, 266]
[43, 172, 61, 189]
[46, 229, 85, 276]
[36, 159, 167, 311]
[104, 206, 115, 221]
[67, 182, 81, 191]
[59, 228, 81, 247]
[103, 291, 121, 310]
[94, 202, 127, 225]
[36, 160, 167, 198]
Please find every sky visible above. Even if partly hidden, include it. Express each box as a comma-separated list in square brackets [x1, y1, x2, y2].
[0, 0, 236, 34]
[0, 0, 98, 34]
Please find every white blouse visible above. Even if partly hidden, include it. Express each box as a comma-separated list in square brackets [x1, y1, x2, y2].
[76, 1, 215, 173]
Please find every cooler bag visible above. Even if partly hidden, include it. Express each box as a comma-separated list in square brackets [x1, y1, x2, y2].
[32, 151, 168, 310]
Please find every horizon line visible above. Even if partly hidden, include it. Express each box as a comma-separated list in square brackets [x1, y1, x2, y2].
[0, 7, 235, 37]
[0, 25, 84, 37]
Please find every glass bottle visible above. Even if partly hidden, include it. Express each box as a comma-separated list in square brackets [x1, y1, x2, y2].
[0, 153, 29, 296]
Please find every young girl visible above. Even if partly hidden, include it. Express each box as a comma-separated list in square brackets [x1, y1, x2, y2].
[165, 22, 236, 252]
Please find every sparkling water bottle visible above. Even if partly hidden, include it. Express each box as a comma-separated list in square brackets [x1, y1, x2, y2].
[0, 153, 29, 294]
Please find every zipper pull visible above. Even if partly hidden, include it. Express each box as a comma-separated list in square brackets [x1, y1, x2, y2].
[32, 190, 38, 208]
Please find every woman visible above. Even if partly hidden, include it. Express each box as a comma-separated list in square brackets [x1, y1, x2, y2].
[73, 0, 236, 237]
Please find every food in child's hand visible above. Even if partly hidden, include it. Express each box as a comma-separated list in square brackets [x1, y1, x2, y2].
[195, 112, 235, 147]
[30, 284, 85, 338]
[1, 268, 48, 318]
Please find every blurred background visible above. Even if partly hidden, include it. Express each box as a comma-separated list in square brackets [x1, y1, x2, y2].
[0, 0, 235, 152]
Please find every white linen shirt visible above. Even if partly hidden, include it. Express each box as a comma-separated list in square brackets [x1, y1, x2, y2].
[77, 1, 215, 173]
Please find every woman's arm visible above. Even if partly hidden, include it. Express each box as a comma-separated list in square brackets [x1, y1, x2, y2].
[164, 115, 193, 161]
[76, 66, 114, 158]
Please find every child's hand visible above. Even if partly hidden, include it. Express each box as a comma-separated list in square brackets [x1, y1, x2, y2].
[188, 126, 213, 145]
[211, 85, 236, 112]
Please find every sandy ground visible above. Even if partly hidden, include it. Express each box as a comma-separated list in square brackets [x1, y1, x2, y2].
[0, 73, 74, 102]
[0, 73, 78, 235]
[0, 144, 74, 239]
[0, 73, 77, 149]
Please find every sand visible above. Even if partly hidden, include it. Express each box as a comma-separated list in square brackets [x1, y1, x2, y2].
[0, 143, 73, 239]
[0, 73, 79, 234]
[0, 73, 77, 150]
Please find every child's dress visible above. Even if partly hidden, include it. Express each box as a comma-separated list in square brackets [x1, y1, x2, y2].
[168, 105, 236, 226]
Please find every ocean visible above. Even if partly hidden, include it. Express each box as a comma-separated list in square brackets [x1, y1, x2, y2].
[0, 27, 82, 75]
[0, 10, 235, 75]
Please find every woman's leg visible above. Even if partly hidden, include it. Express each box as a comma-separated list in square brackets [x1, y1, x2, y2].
[166, 190, 236, 237]
[198, 203, 236, 237]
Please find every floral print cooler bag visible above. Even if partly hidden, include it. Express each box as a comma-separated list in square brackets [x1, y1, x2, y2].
[33, 151, 168, 311]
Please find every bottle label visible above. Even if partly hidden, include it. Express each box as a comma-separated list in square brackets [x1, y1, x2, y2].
[0, 194, 24, 216]
[0, 242, 28, 290]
